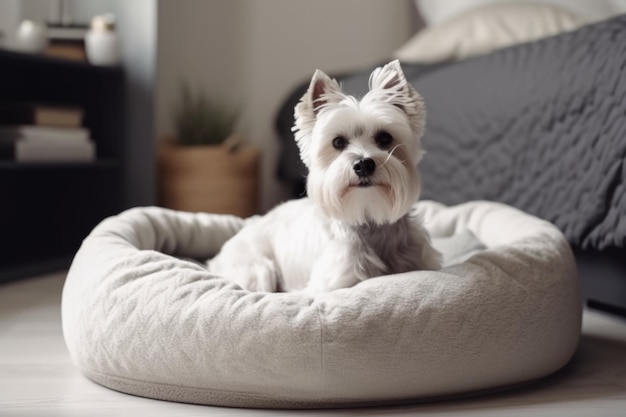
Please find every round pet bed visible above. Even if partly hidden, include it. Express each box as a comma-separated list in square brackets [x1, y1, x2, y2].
[62, 201, 581, 409]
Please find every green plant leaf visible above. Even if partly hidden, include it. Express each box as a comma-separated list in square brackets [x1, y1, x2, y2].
[172, 80, 240, 146]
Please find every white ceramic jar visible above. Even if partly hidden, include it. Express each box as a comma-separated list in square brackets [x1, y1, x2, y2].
[85, 14, 120, 66]
[15, 20, 48, 53]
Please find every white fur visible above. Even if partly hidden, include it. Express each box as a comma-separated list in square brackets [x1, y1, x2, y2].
[209, 60, 441, 294]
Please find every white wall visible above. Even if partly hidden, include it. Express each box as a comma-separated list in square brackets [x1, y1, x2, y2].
[0, 0, 20, 47]
[157, 0, 421, 211]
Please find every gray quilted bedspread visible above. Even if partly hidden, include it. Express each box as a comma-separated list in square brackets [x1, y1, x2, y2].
[276, 16, 626, 250]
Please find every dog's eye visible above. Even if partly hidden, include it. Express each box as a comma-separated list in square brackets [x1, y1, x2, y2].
[375, 131, 393, 149]
[332, 136, 347, 150]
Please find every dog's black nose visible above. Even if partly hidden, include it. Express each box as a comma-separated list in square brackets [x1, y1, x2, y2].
[353, 158, 376, 177]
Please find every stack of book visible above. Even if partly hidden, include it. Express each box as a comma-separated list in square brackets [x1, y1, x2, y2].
[0, 103, 96, 162]
[44, 23, 88, 62]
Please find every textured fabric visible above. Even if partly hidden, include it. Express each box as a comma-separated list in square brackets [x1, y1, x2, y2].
[276, 16, 626, 250]
[62, 202, 581, 408]
[415, 15, 626, 250]
[432, 229, 486, 266]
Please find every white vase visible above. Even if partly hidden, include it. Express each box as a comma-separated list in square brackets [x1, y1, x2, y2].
[15, 20, 48, 53]
[85, 14, 120, 66]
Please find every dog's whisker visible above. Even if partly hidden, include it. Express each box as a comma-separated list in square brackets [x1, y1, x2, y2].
[380, 144, 404, 167]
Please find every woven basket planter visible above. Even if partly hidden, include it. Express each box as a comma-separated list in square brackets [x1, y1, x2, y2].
[158, 138, 260, 217]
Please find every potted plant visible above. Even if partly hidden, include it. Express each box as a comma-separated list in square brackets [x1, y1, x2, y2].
[158, 82, 260, 217]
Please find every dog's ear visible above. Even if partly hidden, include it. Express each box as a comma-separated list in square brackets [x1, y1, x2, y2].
[307, 69, 344, 115]
[294, 69, 343, 129]
[368, 59, 414, 94]
[367, 60, 425, 136]
[293, 69, 344, 167]
[369, 60, 406, 91]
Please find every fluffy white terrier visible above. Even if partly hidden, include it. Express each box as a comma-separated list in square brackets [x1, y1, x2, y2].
[209, 60, 441, 294]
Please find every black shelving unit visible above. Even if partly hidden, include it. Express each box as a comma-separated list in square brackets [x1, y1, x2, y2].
[0, 49, 126, 282]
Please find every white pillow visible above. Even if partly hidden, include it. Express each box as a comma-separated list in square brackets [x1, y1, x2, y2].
[395, 2, 584, 64]
[416, 0, 618, 26]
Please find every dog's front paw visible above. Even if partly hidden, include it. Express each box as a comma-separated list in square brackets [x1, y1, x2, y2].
[300, 280, 334, 297]
[233, 259, 279, 292]
[211, 258, 279, 293]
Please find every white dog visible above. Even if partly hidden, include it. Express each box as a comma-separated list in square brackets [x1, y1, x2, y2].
[209, 60, 441, 294]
